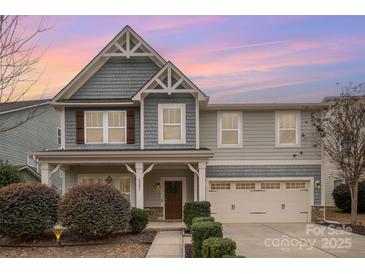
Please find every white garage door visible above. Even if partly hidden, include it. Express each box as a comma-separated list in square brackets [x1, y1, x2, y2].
[207, 180, 310, 223]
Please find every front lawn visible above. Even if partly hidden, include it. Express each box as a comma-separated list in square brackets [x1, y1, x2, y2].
[325, 207, 365, 225]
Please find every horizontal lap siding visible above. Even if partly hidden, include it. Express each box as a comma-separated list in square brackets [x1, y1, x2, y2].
[70, 57, 159, 99]
[206, 165, 322, 205]
[144, 93, 196, 149]
[65, 107, 140, 149]
[200, 110, 321, 160]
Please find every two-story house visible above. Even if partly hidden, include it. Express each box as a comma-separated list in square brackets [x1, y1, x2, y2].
[34, 26, 325, 223]
[0, 100, 63, 192]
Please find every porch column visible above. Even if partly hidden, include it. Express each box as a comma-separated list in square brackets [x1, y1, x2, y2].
[135, 162, 144, 209]
[193, 173, 198, 201]
[40, 162, 50, 186]
[198, 162, 207, 201]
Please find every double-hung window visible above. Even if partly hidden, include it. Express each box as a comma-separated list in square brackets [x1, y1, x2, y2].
[158, 104, 186, 144]
[85, 111, 126, 144]
[108, 111, 126, 143]
[275, 111, 301, 147]
[217, 111, 242, 148]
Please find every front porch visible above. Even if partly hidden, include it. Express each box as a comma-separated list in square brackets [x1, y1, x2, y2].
[34, 149, 213, 221]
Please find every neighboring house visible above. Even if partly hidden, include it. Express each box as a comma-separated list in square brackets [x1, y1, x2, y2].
[34, 26, 327, 223]
[0, 100, 63, 192]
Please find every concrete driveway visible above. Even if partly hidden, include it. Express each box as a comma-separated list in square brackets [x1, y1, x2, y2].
[223, 223, 365, 258]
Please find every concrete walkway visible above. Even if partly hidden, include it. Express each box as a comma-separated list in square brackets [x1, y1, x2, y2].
[147, 221, 186, 231]
[146, 231, 183, 258]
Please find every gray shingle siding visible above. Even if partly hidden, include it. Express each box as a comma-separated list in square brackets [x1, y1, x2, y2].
[144, 93, 196, 149]
[206, 165, 322, 205]
[65, 107, 140, 149]
[70, 57, 159, 100]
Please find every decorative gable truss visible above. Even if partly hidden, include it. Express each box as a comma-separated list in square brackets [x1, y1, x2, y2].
[132, 62, 208, 102]
[103, 29, 160, 60]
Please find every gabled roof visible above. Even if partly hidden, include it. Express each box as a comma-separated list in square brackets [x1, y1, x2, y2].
[0, 99, 49, 115]
[52, 25, 166, 103]
[16, 165, 41, 180]
[132, 61, 209, 102]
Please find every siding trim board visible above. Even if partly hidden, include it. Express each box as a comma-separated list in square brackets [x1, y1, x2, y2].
[206, 164, 321, 205]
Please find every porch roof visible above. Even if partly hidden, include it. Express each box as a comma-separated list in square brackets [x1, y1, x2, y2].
[34, 149, 214, 164]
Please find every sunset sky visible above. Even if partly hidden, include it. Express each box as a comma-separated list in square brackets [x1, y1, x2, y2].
[25, 15, 365, 103]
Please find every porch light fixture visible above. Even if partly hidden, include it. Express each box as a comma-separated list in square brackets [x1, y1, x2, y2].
[53, 224, 65, 247]
[155, 181, 161, 193]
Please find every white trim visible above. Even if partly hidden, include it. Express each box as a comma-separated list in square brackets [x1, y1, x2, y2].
[207, 160, 322, 166]
[332, 178, 345, 189]
[51, 102, 135, 107]
[160, 176, 186, 220]
[195, 97, 199, 149]
[275, 110, 301, 148]
[53, 26, 165, 102]
[140, 96, 144, 150]
[132, 62, 208, 102]
[60, 107, 65, 149]
[84, 110, 127, 144]
[158, 103, 186, 144]
[217, 111, 243, 148]
[207, 176, 314, 222]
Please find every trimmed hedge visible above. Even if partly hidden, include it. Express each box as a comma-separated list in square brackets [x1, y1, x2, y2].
[192, 216, 215, 225]
[202, 237, 237, 258]
[191, 221, 223, 258]
[332, 182, 365, 212]
[183, 201, 211, 227]
[59, 183, 131, 238]
[0, 182, 58, 239]
[129, 208, 149, 233]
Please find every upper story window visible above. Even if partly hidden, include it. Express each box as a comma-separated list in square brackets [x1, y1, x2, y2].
[275, 111, 301, 147]
[158, 104, 186, 144]
[57, 127, 62, 145]
[217, 111, 242, 148]
[85, 111, 126, 144]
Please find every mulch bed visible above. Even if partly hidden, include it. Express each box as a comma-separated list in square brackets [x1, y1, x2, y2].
[184, 243, 192, 258]
[0, 229, 156, 258]
[0, 229, 156, 247]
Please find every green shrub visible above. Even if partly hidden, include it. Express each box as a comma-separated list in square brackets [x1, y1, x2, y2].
[191, 221, 223, 258]
[0, 160, 23, 188]
[183, 201, 211, 226]
[202, 237, 237, 258]
[59, 183, 131, 238]
[192, 216, 215, 225]
[129, 208, 149, 233]
[0, 182, 58, 239]
[332, 181, 365, 212]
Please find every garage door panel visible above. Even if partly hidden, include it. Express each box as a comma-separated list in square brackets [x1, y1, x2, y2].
[208, 180, 310, 223]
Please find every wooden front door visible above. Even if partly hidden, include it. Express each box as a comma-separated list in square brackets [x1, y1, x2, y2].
[165, 181, 183, 219]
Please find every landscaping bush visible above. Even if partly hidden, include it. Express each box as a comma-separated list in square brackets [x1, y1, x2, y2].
[332, 181, 365, 212]
[191, 221, 223, 258]
[0, 160, 23, 188]
[129, 208, 149, 233]
[59, 183, 131, 238]
[192, 216, 215, 225]
[202, 237, 237, 258]
[0, 182, 58, 239]
[183, 201, 211, 227]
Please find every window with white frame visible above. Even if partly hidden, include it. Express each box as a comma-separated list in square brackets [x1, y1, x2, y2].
[78, 174, 131, 201]
[85, 111, 126, 144]
[57, 127, 62, 145]
[218, 111, 242, 147]
[333, 179, 345, 188]
[85, 111, 104, 144]
[158, 104, 186, 144]
[275, 111, 300, 147]
[108, 111, 126, 143]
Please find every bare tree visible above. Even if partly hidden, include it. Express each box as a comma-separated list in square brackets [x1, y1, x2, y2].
[312, 84, 365, 225]
[0, 15, 50, 132]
